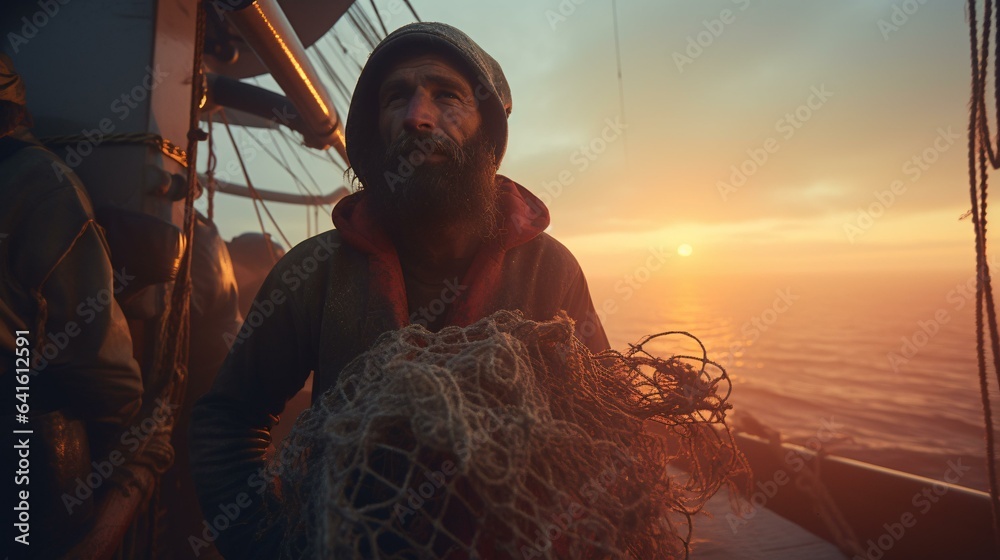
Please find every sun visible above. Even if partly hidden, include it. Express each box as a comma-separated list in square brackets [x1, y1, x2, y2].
[677, 244, 693, 257]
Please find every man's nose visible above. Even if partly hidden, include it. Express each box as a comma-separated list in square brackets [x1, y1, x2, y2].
[402, 90, 436, 133]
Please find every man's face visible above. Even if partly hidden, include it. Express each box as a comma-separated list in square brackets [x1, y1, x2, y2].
[377, 54, 482, 150]
[364, 53, 499, 238]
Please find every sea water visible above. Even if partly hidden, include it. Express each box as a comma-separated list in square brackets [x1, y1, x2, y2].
[591, 268, 998, 492]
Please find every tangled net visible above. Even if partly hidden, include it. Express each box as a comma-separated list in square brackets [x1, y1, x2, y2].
[267, 310, 747, 559]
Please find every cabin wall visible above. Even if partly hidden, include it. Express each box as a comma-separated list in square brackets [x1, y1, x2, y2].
[2, 0, 195, 219]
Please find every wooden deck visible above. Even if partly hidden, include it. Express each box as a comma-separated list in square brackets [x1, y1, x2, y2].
[689, 487, 849, 560]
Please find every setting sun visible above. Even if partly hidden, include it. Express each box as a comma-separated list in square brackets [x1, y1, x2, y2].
[677, 244, 693, 257]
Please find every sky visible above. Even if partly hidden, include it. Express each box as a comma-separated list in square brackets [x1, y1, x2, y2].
[202, 0, 984, 279]
[184, 0, 1000, 491]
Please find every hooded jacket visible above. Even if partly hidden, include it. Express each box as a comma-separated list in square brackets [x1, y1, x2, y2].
[0, 130, 144, 555]
[191, 21, 608, 559]
[0, 132, 143, 427]
[190, 178, 608, 558]
[0, 60, 142, 423]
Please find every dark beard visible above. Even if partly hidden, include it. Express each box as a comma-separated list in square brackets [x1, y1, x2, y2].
[365, 128, 499, 239]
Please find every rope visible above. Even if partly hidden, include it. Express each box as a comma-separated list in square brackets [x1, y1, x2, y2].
[977, 3, 1000, 423]
[967, 0, 1000, 547]
[153, 0, 208, 418]
[277, 129, 327, 200]
[239, 122, 332, 214]
[975, 0, 1000, 431]
[40, 132, 189, 167]
[611, 0, 628, 163]
[219, 109, 292, 255]
[206, 115, 217, 221]
[347, 7, 379, 52]
[735, 415, 863, 556]
[330, 32, 365, 73]
[270, 130, 316, 196]
[369, 0, 388, 36]
[110, 2, 208, 553]
[402, 0, 421, 22]
[313, 40, 355, 114]
[977, 0, 1000, 169]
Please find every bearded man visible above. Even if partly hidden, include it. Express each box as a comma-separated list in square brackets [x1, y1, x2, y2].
[190, 22, 608, 558]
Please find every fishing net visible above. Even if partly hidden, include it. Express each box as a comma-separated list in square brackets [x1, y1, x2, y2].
[266, 310, 747, 559]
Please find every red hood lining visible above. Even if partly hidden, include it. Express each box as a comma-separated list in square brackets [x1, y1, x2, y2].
[330, 176, 551, 330]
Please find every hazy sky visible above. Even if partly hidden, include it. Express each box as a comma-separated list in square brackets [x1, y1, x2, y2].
[204, 0, 982, 277]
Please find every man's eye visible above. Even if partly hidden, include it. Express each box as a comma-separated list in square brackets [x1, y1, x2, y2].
[439, 91, 460, 100]
[383, 93, 404, 106]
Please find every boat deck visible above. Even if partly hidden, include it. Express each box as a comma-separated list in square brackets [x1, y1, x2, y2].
[691, 487, 849, 560]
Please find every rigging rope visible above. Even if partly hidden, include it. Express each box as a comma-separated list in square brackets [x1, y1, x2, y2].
[219, 109, 292, 254]
[967, 0, 1000, 547]
[269, 129, 317, 193]
[271, 128, 335, 215]
[611, 0, 628, 163]
[240, 122, 334, 214]
[369, 0, 389, 37]
[206, 114, 217, 221]
[313, 39, 356, 111]
[347, 7, 379, 53]
[131, 2, 208, 552]
[330, 31, 365, 73]
[402, 0, 421, 22]
[277, 128, 327, 197]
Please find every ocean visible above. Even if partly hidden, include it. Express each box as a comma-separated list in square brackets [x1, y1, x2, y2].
[589, 268, 998, 492]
